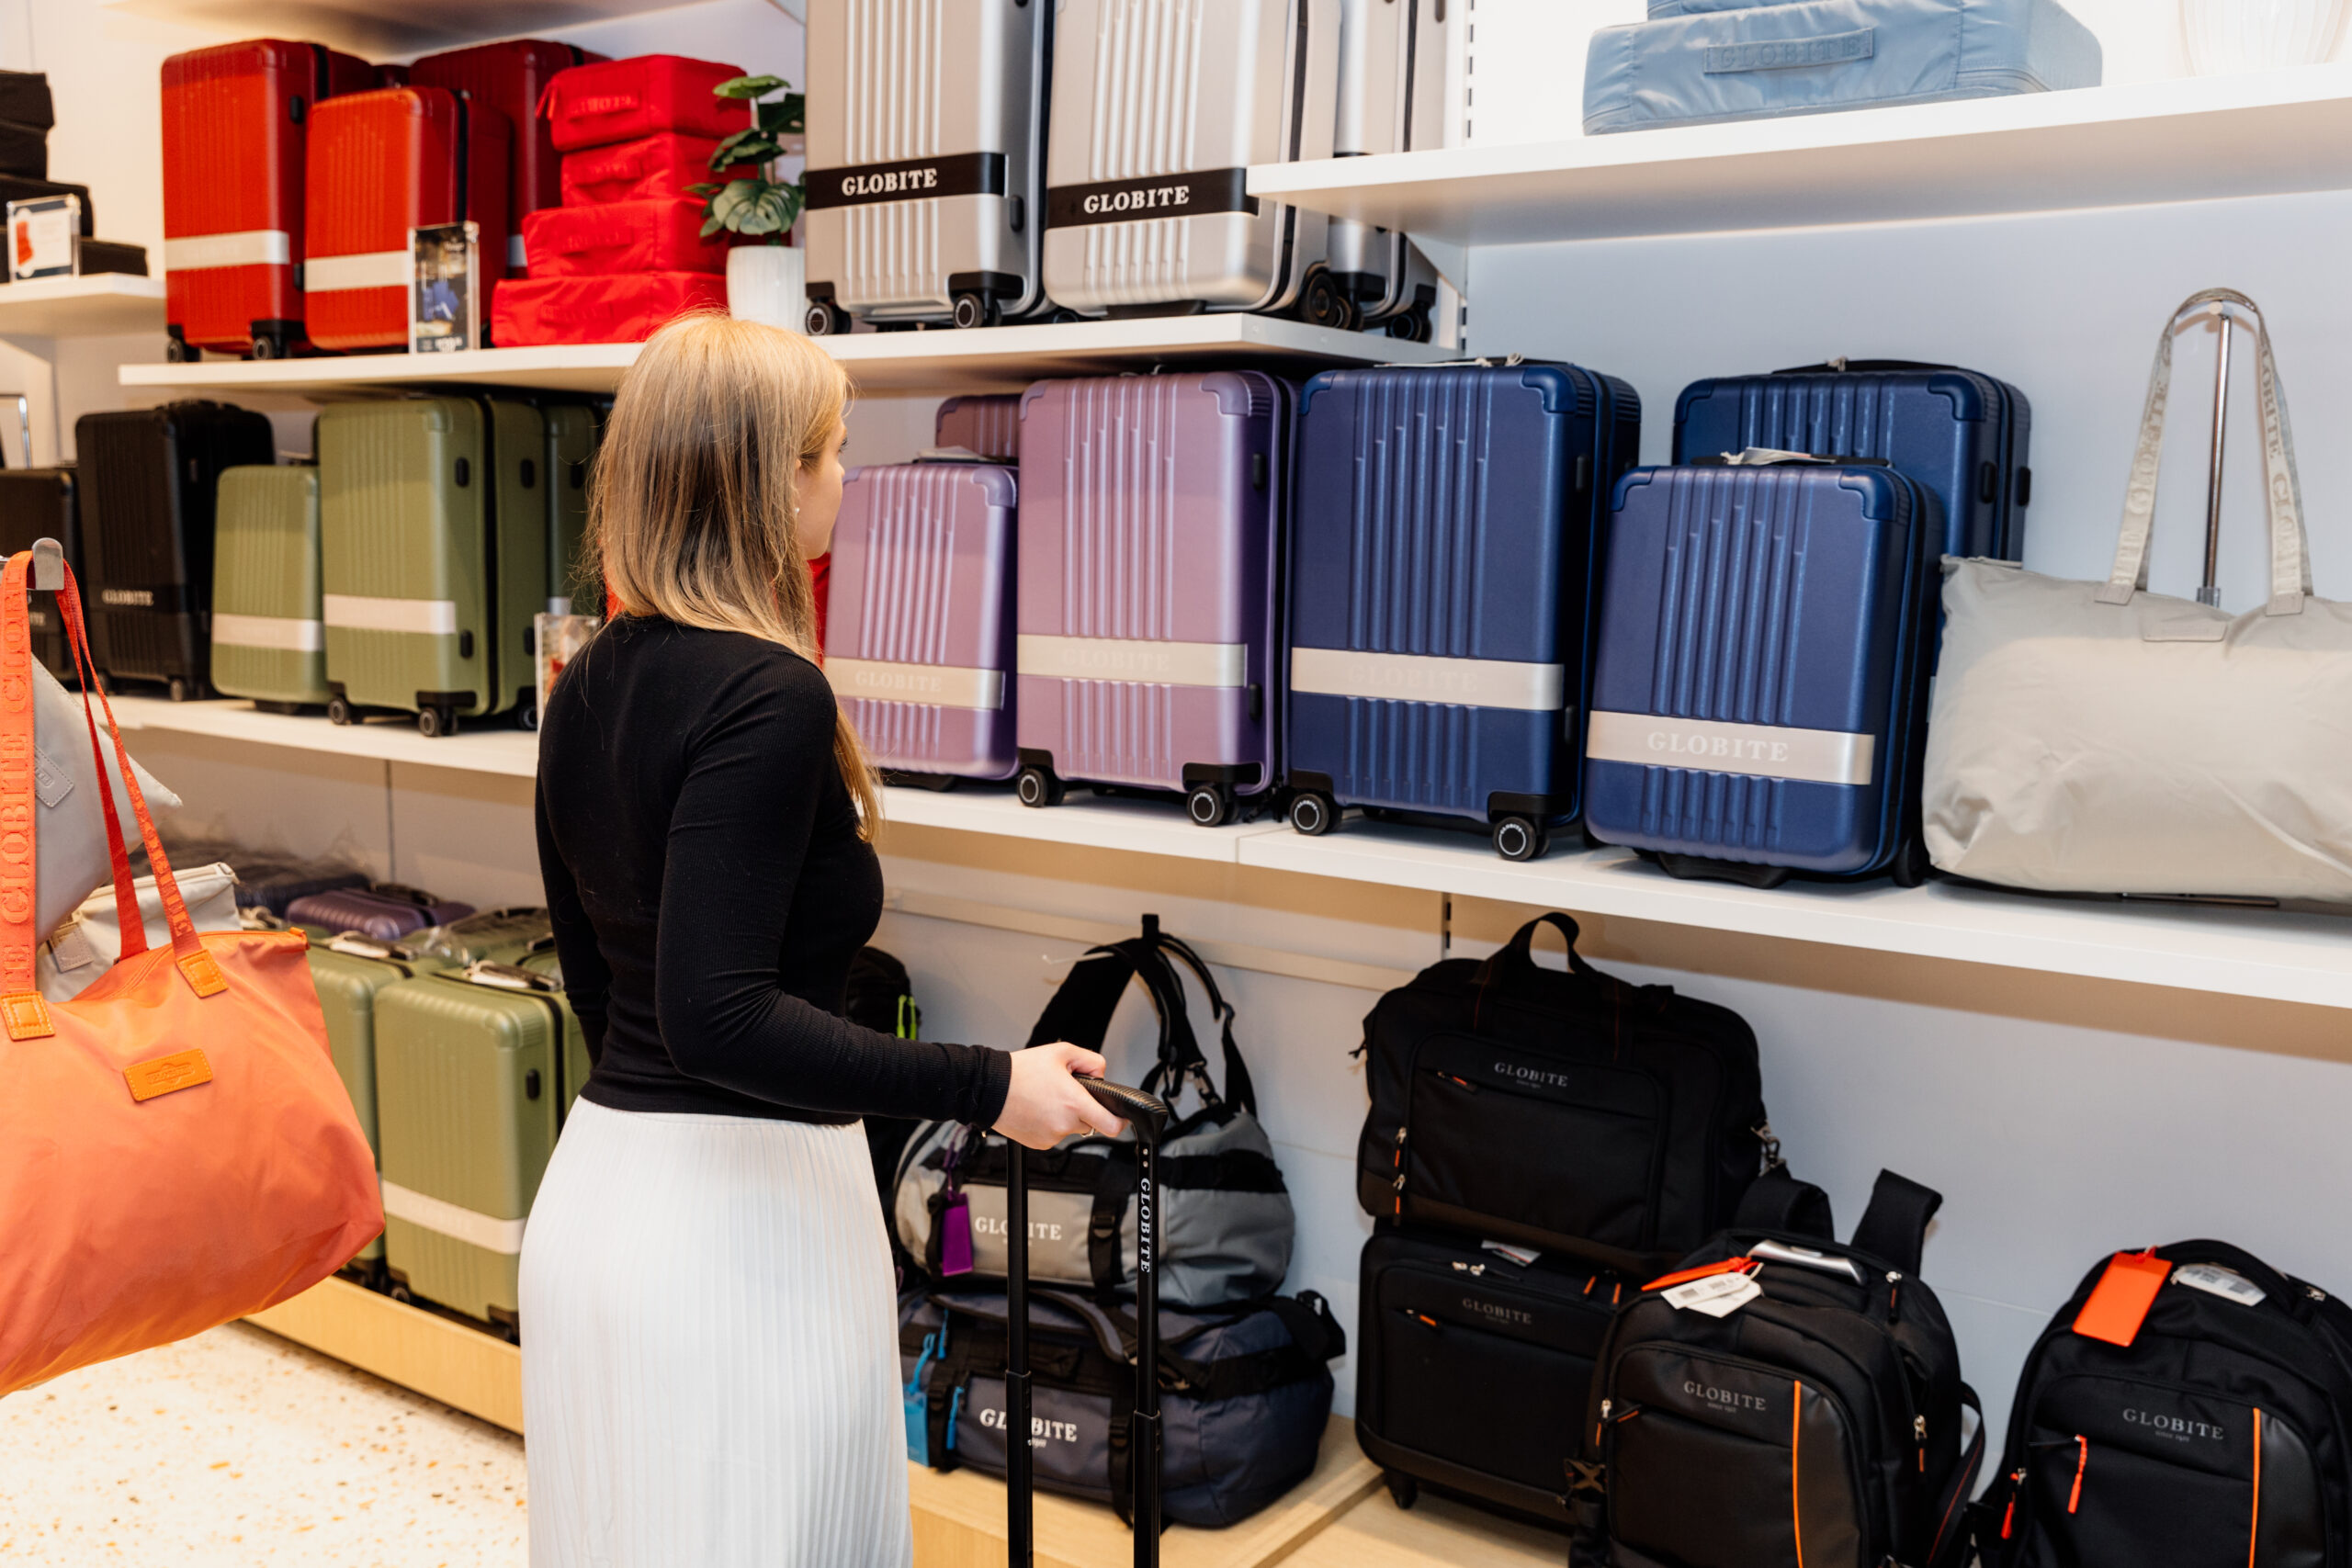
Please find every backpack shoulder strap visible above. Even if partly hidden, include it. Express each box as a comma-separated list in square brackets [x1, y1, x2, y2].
[1925, 1382, 1986, 1568]
[1732, 1165, 1836, 1240]
[1150, 930, 1255, 1115]
[1850, 1169, 1943, 1277]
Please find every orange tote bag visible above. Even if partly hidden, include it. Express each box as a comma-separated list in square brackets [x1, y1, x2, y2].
[0, 549, 381, 1394]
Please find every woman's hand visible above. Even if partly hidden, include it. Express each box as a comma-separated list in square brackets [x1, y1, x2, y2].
[994, 1042, 1128, 1150]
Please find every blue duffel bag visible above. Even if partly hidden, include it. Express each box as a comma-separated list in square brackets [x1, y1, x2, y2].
[899, 1284, 1341, 1527]
[1584, 0, 2101, 135]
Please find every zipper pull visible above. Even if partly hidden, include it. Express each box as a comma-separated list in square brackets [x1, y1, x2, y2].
[1600, 1399, 1611, 1422]
[1914, 1413, 1927, 1472]
[2068, 1436, 2087, 1514]
[1394, 1126, 1408, 1146]
[1886, 1269, 1904, 1323]
[2000, 1469, 2025, 1540]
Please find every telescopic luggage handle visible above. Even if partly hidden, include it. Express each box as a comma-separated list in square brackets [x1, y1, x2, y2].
[1006, 1075, 1170, 1568]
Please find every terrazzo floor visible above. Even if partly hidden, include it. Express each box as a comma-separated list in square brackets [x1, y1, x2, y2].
[0, 1322, 526, 1566]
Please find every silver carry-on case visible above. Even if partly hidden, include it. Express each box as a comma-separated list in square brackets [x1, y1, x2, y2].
[1042, 0, 1343, 325]
[1331, 0, 1444, 342]
[802, 0, 1051, 332]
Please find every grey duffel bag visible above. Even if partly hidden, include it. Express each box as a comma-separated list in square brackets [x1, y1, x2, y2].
[892, 920, 1295, 1311]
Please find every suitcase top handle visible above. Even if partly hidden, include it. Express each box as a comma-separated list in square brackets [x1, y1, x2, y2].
[1080, 1076, 1167, 1140]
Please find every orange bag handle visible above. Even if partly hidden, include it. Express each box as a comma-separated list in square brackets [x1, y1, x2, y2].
[0, 550, 225, 1041]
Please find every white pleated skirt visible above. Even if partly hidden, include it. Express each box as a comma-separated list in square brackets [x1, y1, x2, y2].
[520, 1098, 911, 1568]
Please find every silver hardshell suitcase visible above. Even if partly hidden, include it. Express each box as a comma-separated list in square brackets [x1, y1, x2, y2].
[801, 0, 1049, 332]
[1043, 0, 1342, 323]
[1331, 0, 1445, 341]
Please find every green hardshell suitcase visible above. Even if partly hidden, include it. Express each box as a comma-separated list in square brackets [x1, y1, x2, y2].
[541, 402, 597, 615]
[519, 940, 593, 1114]
[374, 946, 582, 1329]
[211, 463, 330, 709]
[318, 397, 548, 738]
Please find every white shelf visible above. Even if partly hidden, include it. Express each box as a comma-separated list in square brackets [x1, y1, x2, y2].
[1248, 67, 2352, 247]
[101, 0, 799, 58]
[119, 315, 1450, 400]
[109, 694, 2352, 1010]
[0, 273, 164, 338]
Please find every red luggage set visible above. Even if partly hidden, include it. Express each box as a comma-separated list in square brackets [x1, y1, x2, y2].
[162, 43, 754, 357]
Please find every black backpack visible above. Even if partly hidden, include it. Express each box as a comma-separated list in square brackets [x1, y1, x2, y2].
[1572, 1168, 1982, 1568]
[1355, 911, 1770, 1277]
[1976, 1239, 2352, 1568]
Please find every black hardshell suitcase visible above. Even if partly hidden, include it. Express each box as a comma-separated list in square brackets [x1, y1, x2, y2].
[77, 400, 276, 699]
[1006, 1075, 1171, 1566]
[1354, 1224, 1621, 1528]
[0, 466, 78, 680]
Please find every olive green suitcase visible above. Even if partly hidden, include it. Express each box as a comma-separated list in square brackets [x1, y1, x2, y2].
[374, 944, 587, 1331]
[540, 402, 597, 615]
[210, 462, 329, 710]
[317, 396, 548, 738]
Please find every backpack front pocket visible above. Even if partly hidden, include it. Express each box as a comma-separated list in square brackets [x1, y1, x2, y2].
[1607, 1346, 1868, 1568]
[1404, 1034, 1662, 1252]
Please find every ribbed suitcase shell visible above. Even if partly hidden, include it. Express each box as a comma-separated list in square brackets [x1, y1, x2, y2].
[933, 393, 1021, 460]
[541, 55, 747, 152]
[802, 0, 1048, 324]
[211, 464, 330, 707]
[1673, 365, 2032, 561]
[77, 401, 277, 696]
[376, 965, 575, 1322]
[0, 467, 78, 680]
[287, 886, 477, 941]
[319, 398, 547, 723]
[559, 131, 744, 206]
[409, 39, 603, 274]
[1586, 463, 1936, 878]
[1042, 0, 1339, 317]
[520, 197, 727, 277]
[1016, 373, 1285, 796]
[1286, 363, 1640, 836]
[162, 39, 373, 355]
[304, 87, 512, 352]
[1330, 0, 1446, 326]
[540, 403, 598, 613]
[824, 459, 1018, 781]
[521, 945, 594, 1117]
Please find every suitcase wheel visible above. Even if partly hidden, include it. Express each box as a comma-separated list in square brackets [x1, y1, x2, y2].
[164, 327, 191, 364]
[1492, 816, 1550, 863]
[516, 703, 540, 733]
[951, 291, 1002, 331]
[1185, 783, 1236, 829]
[417, 705, 459, 739]
[1288, 791, 1338, 837]
[1384, 1471, 1419, 1510]
[1015, 763, 1064, 809]
[166, 677, 193, 704]
[326, 696, 355, 727]
[804, 301, 852, 337]
[1890, 833, 1930, 889]
[1384, 306, 1432, 344]
[1295, 266, 1359, 334]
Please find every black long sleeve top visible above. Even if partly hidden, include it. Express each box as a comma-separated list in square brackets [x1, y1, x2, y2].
[534, 615, 1011, 1127]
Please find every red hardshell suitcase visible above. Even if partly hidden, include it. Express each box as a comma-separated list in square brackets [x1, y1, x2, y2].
[520, 198, 728, 278]
[539, 55, 747, 152]
[491, 271, 724, 346]
[560, 131, 745, 205]
[411, 40, 606, 274]
[304, 87, 513, 352]
[162, 39, 374, 360]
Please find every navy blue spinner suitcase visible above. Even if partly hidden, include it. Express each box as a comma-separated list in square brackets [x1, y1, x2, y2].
[1283, 359, 1640, 861]
[1674, 359, 2031, 561]
[1583, 454, 1938, 887]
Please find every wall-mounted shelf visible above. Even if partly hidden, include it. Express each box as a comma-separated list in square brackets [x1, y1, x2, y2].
[102, 0, 802, 58]
[0, 273, 165, 338]
[1249, 67, 2352, 247]
[112, 695, 2352, 1011]
[119, 314, 1448, 400]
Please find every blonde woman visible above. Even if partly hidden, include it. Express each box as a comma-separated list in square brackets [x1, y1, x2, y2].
[524, 314, 1123, 1566]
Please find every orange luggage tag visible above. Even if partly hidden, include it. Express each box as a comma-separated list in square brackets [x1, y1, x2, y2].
[1644, 1256, 1757, 1292]
[2073, 1249, 2169, 1347]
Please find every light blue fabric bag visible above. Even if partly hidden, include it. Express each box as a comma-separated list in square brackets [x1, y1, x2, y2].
[1586, 0, 2101, 134]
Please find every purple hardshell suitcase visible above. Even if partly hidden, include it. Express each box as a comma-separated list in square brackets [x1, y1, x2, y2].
[287, 884, 477, 941]
[1013, 373, 1289, 826]
[822, 452, 1018, 784]
[933, 394, 1022, 462]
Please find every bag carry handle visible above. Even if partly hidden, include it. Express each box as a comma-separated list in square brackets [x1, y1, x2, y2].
[2101, 288, 2311, 616]
[1849, 1168, 1942, 1278]
[0, 547, 223, 1040]
[1770, 357, 1951, 375]
[1483, 912, 1610, 983]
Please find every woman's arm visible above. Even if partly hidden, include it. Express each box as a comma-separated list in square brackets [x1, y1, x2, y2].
[651, 660, 1010, 1124]
[536, 783, 613, 1064]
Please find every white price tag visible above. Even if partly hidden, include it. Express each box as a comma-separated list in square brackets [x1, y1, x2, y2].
[1482, 1241, 1541, 1266]
[2173, 1264, 2266, 1307]
[1664, 1269, 1760, 1317]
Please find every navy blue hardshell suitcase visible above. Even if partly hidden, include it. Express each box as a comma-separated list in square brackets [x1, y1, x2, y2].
[1583, 458, 1937, 886]
[1283, 360, 1640, 861]
[1673, 361, 2031, 561]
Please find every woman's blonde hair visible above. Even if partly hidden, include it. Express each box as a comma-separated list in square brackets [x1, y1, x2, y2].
[588, 311, 878, 836]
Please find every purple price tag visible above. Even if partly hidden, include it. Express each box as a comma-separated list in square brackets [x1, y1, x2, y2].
[938, 1190, 974, 1277]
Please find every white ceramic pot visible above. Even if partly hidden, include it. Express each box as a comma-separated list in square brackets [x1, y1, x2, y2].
[726, 243, 806, 331]
[2183, 0, 2346, 73]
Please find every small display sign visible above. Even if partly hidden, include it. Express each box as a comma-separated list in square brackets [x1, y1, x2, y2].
[7, 196, 80, 282]
[410, 221, 480, 353]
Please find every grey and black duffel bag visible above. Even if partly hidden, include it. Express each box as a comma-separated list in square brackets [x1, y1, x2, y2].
[899, 1283, 1342, 1527]
[891, 917, 1294, 1310]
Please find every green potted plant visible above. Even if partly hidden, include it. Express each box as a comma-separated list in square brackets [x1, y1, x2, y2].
[691, 73, 808, 328]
